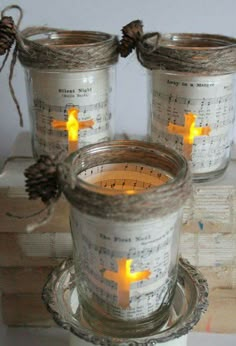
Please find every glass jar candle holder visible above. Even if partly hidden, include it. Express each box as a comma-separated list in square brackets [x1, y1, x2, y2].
[126, 26, 236, 182]
[58, 140, 191, 337]
[18, 28, 118, 157]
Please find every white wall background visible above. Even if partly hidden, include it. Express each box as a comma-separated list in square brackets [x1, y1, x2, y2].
[0, 0, 236, 164]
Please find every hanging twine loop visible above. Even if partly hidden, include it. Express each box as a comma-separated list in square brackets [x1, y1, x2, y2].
[119, 20, 236, 74]
[8, 149, 75, 232]
[0, 4, 24, 126]
[20, 152, 80, 232]
[7, 154, 62, 233]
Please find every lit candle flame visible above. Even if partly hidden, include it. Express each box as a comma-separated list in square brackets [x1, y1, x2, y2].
[103, 258, 151, 308]
[66, 108, 80, 142]
[52, 107, 94, 153]
[168, 112, 211, 158]
[125, 189, 136, 195]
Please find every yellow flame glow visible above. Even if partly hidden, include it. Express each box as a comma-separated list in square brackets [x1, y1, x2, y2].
[168, 113, 211, 144]
[51, 107, 95, 153]
[189, 120, 206, 143]
[125, 189, 136, 195]
[103, 258, 151, 308]
[66, 108, 79, 142]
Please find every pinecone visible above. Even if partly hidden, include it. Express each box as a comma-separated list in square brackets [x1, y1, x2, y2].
[24, 155, 61, 204]
[0, 16, 16, 55]
[119, 20, 143, 58]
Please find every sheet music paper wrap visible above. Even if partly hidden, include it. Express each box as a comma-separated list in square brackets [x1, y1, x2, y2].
[71, 206, 181, 320]
[25, 67, 113, 156]
[150, 71, 235, 177]
[18, 28, 118, 158]
[59, 140, 191, 330]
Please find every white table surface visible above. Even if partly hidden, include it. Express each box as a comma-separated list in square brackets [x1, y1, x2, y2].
[0, 326, 236, 346]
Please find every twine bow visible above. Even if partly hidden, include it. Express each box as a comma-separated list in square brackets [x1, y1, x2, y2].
[119, 20, 236, 74]
[6, 154, 63, 233]
[0, 5, 24, 126]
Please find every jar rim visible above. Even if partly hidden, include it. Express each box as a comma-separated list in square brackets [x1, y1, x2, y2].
[18, 27, 119, 70]
[147, 32, 236, 51]
[25, 30, 117, 48]
[59, 140, 191, 221]
[138, 32, 236, 73]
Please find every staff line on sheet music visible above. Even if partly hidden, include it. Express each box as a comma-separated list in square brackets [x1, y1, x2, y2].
[153, 91, 233, 106]
[33, 99, 109, 112]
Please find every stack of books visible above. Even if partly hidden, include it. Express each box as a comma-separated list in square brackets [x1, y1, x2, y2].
[182, 172, 236, 333]
[0, 157, 71, 326]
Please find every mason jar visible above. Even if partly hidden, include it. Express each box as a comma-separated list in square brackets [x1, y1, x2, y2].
[135, 32, 236, 182]
[17, 28, 118, 157]
[58, 140, 191, 337]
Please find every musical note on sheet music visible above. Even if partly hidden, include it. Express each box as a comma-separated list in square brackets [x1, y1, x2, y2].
[150, 72, 235, 174]
[78, 163, 171, 190]
[29, 69, 112, 156]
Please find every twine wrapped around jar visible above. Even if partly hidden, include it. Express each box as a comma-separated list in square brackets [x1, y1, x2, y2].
[17, 27, 119, 70]
[120, 20, 236, 74]
[22, 140, 191, 231]
[59, 140, 191, 221]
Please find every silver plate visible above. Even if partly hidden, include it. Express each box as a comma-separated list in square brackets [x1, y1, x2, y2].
[42, 258, 208, 345]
